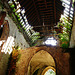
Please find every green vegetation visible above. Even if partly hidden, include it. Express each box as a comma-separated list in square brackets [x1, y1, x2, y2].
[15, 46, 21, 50]
[9, 2, 41, 46]
[57, 17, 72, 48]
[6, 48, 21, 75]
[31, 32, 40, 43]
[15, 13, 20, 19]
[10, 4, 15, 8]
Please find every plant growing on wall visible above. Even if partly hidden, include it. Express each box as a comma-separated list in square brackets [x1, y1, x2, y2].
[8, 0, 41, 46]
[6, 48, 21, 75]
[10, 4, 15, 8]
[31, 32, 40, 43]
[57, 17, 72, 48]
[15, 13, 20, 19]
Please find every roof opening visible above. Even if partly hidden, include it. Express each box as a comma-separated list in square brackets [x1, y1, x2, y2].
[43, 37, 57, 46]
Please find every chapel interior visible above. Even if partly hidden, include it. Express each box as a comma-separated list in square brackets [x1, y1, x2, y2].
[0, 0, 75, 75]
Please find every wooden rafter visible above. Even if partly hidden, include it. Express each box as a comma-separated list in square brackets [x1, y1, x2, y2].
[54, 0, 56, 23]
[32, 0, 41, 24]
[21, 0, 30, 7]
[12, 0, 64, 34]
[44, 0, 47, 8]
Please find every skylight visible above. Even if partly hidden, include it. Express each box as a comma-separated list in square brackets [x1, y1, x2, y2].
[44, 37, 57, 46]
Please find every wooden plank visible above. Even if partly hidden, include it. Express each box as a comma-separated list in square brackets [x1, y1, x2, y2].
[32, 0, 41, 23]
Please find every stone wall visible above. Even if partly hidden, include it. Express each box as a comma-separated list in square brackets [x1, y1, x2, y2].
[15, 46, 70, 75]
[0, 9, 30, 75]
[0, 52, 10, 75]
[69, 8, 75, 48]
[5, 15, 30, 49]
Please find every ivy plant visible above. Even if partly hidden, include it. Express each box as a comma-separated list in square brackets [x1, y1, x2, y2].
[57, 17, 72, 48]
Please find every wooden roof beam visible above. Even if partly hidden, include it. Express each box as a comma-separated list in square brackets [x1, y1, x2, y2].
[44, 0, 47, 8]
[27, 14, 39, 25]
[25, 9, 36, 19]
[28, 16, 38, 25]
[54, 0, 56, 23]
[24, 4, 33, 12]
[32, 0, 41, 24]
[22, 1, 32, 9]
[21, 0, 30, 7]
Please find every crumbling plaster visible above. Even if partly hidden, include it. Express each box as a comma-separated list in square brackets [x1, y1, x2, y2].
[5, 15, 30, 49]
[0, 8, 30, 75]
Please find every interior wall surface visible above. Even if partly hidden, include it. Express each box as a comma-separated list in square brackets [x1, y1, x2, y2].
[70, 9, 75, 48]
[0, 5, 30, 74]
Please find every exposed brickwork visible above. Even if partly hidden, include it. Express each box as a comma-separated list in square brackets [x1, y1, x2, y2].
[15, 46, 70, 75]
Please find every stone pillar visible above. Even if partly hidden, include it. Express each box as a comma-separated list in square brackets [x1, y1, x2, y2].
[69, 3, 75, 48]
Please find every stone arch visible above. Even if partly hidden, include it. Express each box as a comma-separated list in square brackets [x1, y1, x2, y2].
[27, 50, 56, 75]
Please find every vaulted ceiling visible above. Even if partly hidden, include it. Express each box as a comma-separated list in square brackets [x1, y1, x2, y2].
[18, 0, 64, 33]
